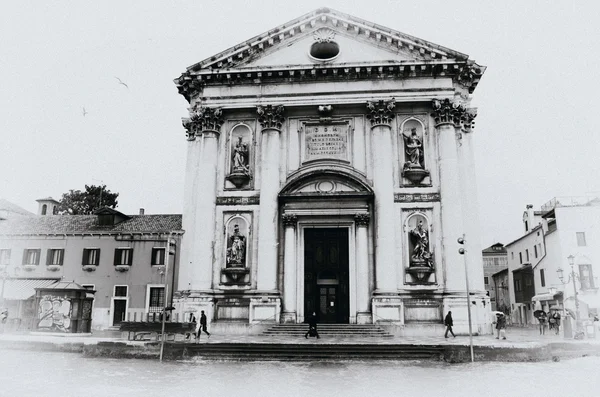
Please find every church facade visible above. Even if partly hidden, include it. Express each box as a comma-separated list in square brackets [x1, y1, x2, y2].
[173, 8, 490, 335]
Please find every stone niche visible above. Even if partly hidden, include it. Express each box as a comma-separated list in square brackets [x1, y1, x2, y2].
[398, 116, 430, 186]
[404, 211, 436, 284]
[220, 214, 251, 286]
[225, 123, 253, 189]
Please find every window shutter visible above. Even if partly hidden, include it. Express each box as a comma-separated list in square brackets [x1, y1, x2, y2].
[82, 249, 87, 265]
[114, 249, 119, 266]
[47, 249, 52, 266]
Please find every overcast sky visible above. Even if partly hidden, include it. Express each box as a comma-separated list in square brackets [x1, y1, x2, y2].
[1, 0, 599, 248]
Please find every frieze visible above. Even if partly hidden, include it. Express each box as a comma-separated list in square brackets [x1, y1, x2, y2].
[216, 196, 260, 206]
[394, 193, 440, 202]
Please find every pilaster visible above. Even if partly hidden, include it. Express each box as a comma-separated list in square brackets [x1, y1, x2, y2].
[354, 213, 371, 324]
[281, 214, 298, 323]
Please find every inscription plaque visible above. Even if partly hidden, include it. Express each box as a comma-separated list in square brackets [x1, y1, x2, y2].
[303, 123, 349, 162]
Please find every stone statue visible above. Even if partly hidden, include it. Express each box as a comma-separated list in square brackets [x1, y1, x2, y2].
[226, 224, 246, 267]
[231, 136, 249, 173]
[409, 220, 432, 267]
[402, 128, 424, 170]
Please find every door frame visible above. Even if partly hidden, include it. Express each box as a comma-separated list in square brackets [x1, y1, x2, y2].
[297, 221, 356, 324]
[110, 284, 129, 326]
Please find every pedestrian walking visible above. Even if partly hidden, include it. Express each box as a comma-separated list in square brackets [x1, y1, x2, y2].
[186, 313, 197, 340]
[304, 312, 320, 339]
[550, 310, 561, 335]
[196, 310, 211, 341]
[495, 313, 507, 339]
[444, 311, 456, 338]
[538, 311, 548, 335]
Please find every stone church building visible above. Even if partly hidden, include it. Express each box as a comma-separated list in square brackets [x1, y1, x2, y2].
[173, 8, 489, 335]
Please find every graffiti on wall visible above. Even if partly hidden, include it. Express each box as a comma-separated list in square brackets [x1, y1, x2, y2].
[38, 295, 72, 332]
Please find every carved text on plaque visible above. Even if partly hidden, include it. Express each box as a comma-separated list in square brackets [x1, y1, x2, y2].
[304, 123, 349, 162]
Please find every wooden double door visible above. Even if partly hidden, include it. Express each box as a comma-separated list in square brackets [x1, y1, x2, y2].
[304, 228, 349, 323]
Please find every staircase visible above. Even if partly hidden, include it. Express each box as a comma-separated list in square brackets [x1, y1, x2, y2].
[262, 324, 393, 338]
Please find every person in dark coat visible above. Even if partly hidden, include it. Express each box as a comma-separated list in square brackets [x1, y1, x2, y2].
[186, 313, 197, 340]
[305, 312, 320, 339]
[197, 310, 211, 340]
[444, 311, 455, 338]
[495, 313, 507, 339]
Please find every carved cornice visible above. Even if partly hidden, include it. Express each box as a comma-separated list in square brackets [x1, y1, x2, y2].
[257, 105, 285, 130]
[281, 214, 298, 227]
[354, 213, 370, 226]
[455, 63, 484, 94]
[431, 99, 473, 129]
[175, 71, 204, 102]
[366, 99, 396, 127]
[183, 105, 224, 140]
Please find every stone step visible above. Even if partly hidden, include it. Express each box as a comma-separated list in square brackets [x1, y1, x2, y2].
[263, 324, 393, 338]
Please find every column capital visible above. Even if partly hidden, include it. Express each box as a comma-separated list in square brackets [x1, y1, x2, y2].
[257, 105, 285, 130]
[431, 99, 477, 131]
[183, 105, 224, 140]
[366, 98, 396, 127]
[354, 213, 370, 226]
[281, 214, 298, 228]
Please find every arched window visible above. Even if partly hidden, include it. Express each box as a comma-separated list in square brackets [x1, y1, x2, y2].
[41, 204, 47, 215]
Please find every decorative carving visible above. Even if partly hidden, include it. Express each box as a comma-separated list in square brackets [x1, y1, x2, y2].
[216, 196, 260, 206]
[182, 105, 224, 140]
[431, 99, 477, 131]
[456, 64, 484, 93]
[394, 193, 440, 202]
[366, 99, 396, 126]
[354, 213, 370, 226]
[304, 122, 349, 162]
[313, 28, 336, 43]
[281, 214, 298, 227]
[227, 135, 251, 188]
[257, 105, 285, 130]
[226, 224, 247, 268]
[318, 104, 333, 116]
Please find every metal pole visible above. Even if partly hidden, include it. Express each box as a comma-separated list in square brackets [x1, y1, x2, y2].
[572, 264, 581, 334]
[159, 233, 172, 363]
[462, 234, 475, 362]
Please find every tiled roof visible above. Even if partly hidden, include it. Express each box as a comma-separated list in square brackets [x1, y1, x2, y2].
[0, 214, 182, 235]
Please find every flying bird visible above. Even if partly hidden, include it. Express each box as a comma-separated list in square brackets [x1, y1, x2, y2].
[82, 107, 88, 117]
[114, 76, 129, 89]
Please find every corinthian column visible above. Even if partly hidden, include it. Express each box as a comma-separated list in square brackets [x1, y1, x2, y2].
[432, 99, 468, 292]
[366, 99, 397, 294]
[180, 105, 224, 291]
[256, 105, 285, 292]
[354, 213, 371, 323]
[281, 214, 298, 323]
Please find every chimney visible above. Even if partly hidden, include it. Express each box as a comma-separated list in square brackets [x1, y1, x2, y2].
[139, 208, 145, 215]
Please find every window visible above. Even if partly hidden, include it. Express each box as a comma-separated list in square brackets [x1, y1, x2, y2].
[484, 276, 489, 285]
[540, 269, 546, 287]
[41, 204, 47, 215]
[511, 252, 514, 260]
[114, 248, 133, 266]
[525, 276, 532, 286]
[519, 252, 523, 264]
[114, 285, 128, 297]
[47, 249, 64, 266]
[148, 287, 165, 313]
[534, 245, 538, 259]
[579, 265, 595, 289]
[81, 284, 95, 291]
[526, 249, 529, 262]
[82, 248, 100, 266]
[515, 279, 522, 292]
[0, 249, 10, 266]
[151, 248, 165, 266]
[23, 249, 41, 266]
[576, 232, 587, 246]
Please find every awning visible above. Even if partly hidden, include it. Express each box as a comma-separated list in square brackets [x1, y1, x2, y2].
[577, 294, 600, 309]
[1, 278, 59, 300]
[531, 292, 562, 302]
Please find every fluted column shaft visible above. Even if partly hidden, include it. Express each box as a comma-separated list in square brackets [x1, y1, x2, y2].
[282, 214, 297, 322]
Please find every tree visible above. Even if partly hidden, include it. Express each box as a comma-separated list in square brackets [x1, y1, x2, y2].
[57, 184, 119, 215]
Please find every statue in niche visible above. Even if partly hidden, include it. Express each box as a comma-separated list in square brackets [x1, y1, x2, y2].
[231, 136, 249, 174]
[409, 220, 433, 267]
[226, 224, 246, 267]
[402, 128, 424, 170]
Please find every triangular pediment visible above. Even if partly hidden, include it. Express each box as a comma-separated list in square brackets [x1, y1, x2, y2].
[187, 8, 468, 72]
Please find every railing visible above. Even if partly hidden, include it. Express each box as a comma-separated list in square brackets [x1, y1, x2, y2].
[248, 314, 278, 331]
[541, 196, 600, 212]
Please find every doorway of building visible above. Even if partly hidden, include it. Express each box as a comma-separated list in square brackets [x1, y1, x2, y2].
[304, 228, 349, 323]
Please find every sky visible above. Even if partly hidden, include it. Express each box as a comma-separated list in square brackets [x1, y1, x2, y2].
[1, 0, 599, 248]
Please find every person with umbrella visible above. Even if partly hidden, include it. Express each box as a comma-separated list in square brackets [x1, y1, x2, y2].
[495, 312, 507, 340]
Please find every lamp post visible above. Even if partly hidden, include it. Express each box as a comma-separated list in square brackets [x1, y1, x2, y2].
[457, 235, 474, 363]
[557, 255, 582, 338]
[159, 232, 174, 363]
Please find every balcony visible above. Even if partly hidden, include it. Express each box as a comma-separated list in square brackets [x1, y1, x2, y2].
[82, 264, 98, 272]
[115, 264, 131, 272]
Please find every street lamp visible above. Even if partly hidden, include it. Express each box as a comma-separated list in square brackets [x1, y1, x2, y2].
[556, 255, 583, 338]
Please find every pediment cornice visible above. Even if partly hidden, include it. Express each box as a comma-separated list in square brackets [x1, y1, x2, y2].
[174, 8, 485, 101]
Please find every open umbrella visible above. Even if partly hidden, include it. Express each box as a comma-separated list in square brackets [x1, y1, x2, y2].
[533, 310, 546, 319]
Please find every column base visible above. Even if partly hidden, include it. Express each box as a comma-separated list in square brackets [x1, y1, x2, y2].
[281, 311, 297, 324]
[356, 312, 373, 324]
[372, 296, 403, 324]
